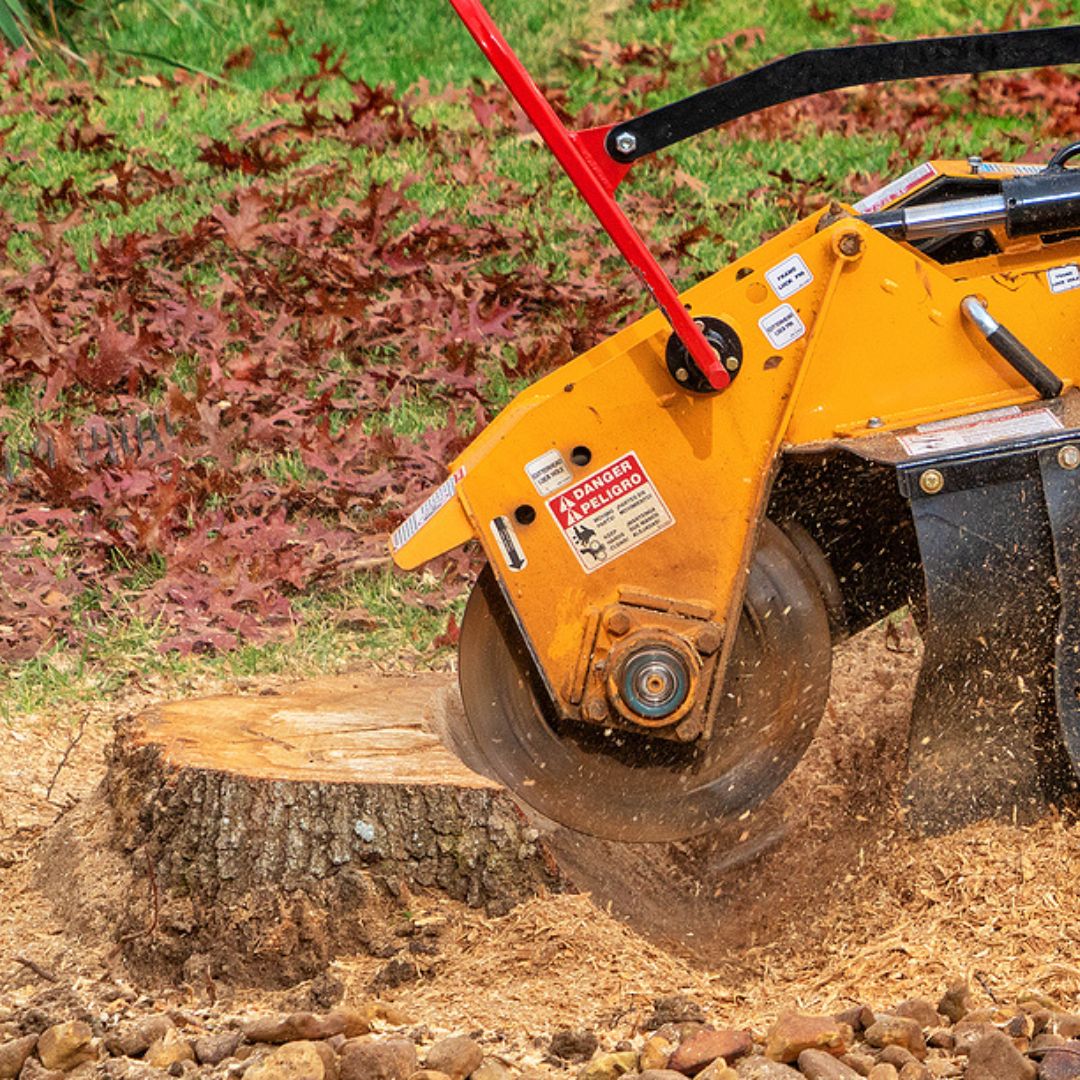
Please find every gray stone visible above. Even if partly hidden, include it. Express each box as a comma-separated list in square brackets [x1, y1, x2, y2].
[194, 1031, 244, 1066]
[105, 1016, 176, 1060]
[964, 1031, 1035, 1080]
[1038, 1039, 1080, 1080]
[937, 984, 971, 1026]
[796, 1049, 861, 1079]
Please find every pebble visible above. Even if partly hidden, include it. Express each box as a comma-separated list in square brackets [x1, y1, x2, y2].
[472, 1061, 513, 1080]
[37, 1022, 98, 1072]
[339, 1038, 417, 1080]
[637, 1071, 691, 1080]
[244, 1013, 363, 1046]
[639, 1037, 673, 1072]
[550, 1032, 599, 1064]
[194, 1031, 244, 1066]
[964, 1031, 1036, 1080]
[924, 1061, 962, 1079]
[734, 1058, 802, 1079]
[893, 1003, 940, 1031]
[0, 1036, 36, 1080]
[765, 1014, 853, 1063]
[896, 1065, 929, 1080]
[1057, 1018, 1080, 1041]
[863, 1018, 926, 1060]
[867, 1068, 898, 1080]
[144, 1030, 195, 1070]
[646, 1000, 706, 1030]
[244, 1041, 329, 1080]
[950, 1021, 997, 1057]
[796, 1048, 861, 1079]
[1037, 1040, 1080, 1080]
[926, 1031, 954, 1052]
[694, 1063, 738, 1080]
[840, 1053, 875, 1077]
[18, 1061, 64, 1080]
[105, 1016, 175, 1059]
[878, 1047, 918, 1070]
[669, 1030, 752, 1074]
[578, 1051, 639, 1080]
[936, 985, 971, 1026]
[835, 1010, 875, 1036]
[425, 1037, 483, 1080]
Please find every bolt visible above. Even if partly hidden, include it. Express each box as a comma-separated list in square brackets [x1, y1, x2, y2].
[585, 698, 608, 721]
[606, 609, 631, 636]
[867, 416, 884, 429]
[968, 155, 983, 174]
[675, 367, 689, 382]
[613, 131, 637, 155]
[724, 355, 740, 372]
[1059, 444, 1080, 470]
[838, 232, 863, 257]
[919, 468, 945, 495]
[695, 624, 723, 655]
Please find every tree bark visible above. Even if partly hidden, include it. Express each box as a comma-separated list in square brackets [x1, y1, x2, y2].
[101, 673, 563, 986]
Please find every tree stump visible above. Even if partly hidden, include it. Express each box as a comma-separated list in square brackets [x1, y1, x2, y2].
[100, 673, 564, 986]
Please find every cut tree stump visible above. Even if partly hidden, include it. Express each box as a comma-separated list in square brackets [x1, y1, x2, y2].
[101, 672, 564, 986]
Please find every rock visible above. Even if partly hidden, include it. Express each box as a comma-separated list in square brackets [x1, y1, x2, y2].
[100, 1062, 170, 1079]
[0, 1037, 37, 1080]
[734, 1059, 802, 1079]
[18, 1062, 64, 1080]
[105, 1017, 176, 1059]
[550, 1032, 599, 1064]
[245, 1014, 356, 1045]
[472, 1064, 513, 1080]
[925, 1062, 963, 1079]
[194, 1031, 243, 1066]
[796, 1049, 861, 1079]
[638, 1072, 691, 1080]
[878, 1048, 918, 1070]
[245, 1041, 328, 1080]
[425, 1038, 483, 1080]
[669, 1030, 752, 1074]
[868, 1068, 898, 1080]
[864, 1018, 926, 1060]
[835, 1009, 875, 1035]
[640, 1038, 673, 1073]
[578, 1052, 639, 1080]
[37, 1022, 98, 1072]
[897, 1065, 930, 1080]
[952, 1023, 998, 1057]
[694, 1064, 738, 1080]
[144, 1030, 194, 1070]
[841, 1053, 875, 1077]
[408, 1072, 452, 1080]
[646, 1000, 706, 1030]
[340, 1039, 418, 1080]
[964, 1031, 1036, 1080]
[1057, 1018, 1080, 1041]
[765, 1015, 852, 1063]
[937, 984, 972, 1026]
[927, 1031, 955, 1052]
[1032, 1034, 1066, 1054]
[1038, 1040, 1080, 1080]
[895, 1003, 941, 1031]
[1022, 1009, 1053, 1038]
[1006, 1014, 1036, 1047]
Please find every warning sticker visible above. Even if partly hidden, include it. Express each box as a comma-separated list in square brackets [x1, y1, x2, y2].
[898, 406, 1063, 456]
[765, 253, 813, 300]
[546, 452, 674, 574]
[390, 467, 465, 551]
[759, 303, 806, 349]
[852, 161, 937, 214]
[1047, 264, 1080, 294]
[490, 516, 527, 572]
[524, 448, 572, 495]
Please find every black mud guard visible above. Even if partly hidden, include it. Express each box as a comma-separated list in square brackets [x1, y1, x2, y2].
[898, 430, 1080, 833]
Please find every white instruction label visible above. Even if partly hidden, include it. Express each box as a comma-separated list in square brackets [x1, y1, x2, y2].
[898, 407, 1063, 456]
[852, 161, 937, 213]
[1047, 264, 1080, 294]
[759, 304, 806, 349]
[765, 253, 813, 300]
[490, 516, 527, 572]
[547, 452, 673, 574]
[390, 467, 465, 551]
[524, 448, 572, 495]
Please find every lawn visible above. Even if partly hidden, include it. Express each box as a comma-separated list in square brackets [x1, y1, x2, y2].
[0, 0, 1074, 717]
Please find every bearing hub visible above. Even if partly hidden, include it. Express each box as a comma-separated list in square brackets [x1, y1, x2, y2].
[606, 631, 700, 728]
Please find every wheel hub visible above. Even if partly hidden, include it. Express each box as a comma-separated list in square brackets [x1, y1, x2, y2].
[607, 634, 699, 728]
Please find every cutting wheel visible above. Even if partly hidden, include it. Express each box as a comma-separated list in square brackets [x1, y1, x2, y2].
[457, 520, 834, 842]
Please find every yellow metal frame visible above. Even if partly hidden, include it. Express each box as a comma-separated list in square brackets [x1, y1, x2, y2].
[393, 159, 1080, 724]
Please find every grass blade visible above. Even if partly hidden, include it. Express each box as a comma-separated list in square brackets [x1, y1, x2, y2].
[0, 0, 29, 46]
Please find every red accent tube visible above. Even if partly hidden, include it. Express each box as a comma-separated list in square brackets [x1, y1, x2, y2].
[448, 0, 729, 390]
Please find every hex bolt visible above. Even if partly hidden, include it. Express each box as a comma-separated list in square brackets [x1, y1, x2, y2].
[695, 624, 723, 655]
[585, 698, 608, 721]
[838, 232, 863, 257]
[614, 131, 637, 155]
[674, 367, 689, 382]
[1059, 444, 1080, 470]
[724, 356, 740, 372]
[919, 468, 945, 495]
[605, 609, 631, 636]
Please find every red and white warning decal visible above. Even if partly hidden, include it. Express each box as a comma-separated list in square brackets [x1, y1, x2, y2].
[852, 161, 937, 214]
[546, 452, 674, 574]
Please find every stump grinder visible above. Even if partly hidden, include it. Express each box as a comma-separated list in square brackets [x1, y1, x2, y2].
[391, 5, 1080, 841]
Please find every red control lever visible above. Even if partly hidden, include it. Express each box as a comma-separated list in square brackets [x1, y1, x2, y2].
[448, 0, 730, 390]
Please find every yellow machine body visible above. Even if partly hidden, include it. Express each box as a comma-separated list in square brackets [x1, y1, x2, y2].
[392, 159, 1080, 744]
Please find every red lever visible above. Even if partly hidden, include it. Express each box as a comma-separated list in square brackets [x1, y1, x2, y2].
[448, 0, 730, 390]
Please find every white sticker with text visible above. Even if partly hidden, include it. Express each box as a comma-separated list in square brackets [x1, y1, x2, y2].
[1048, 265, 1080, 294]
[899, 407, 1063, 456]
[524, 448, 573, 495]
[546, 452, 673, 574]
[765, 253, 813, 300]
[759, 304, 806, 349]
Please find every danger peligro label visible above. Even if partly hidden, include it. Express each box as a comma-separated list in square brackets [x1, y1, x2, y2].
[546, 452, 674, 573]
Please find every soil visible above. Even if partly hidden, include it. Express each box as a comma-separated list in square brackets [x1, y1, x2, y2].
[3, 617, 1080, 1063]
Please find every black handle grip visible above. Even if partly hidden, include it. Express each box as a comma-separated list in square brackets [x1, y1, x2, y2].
[986, 325, 1064, 399]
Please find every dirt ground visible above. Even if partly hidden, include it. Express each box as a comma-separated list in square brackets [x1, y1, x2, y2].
[2, 619, 1080, 1059]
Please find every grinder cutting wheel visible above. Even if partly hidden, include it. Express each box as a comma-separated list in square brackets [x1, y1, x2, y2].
[392, 6, 1080, 841]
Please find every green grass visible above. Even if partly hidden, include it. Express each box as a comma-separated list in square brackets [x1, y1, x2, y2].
[0, 0, 1066, 717]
